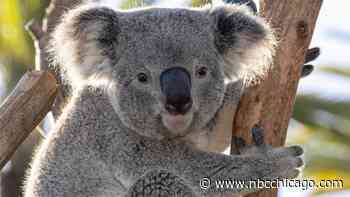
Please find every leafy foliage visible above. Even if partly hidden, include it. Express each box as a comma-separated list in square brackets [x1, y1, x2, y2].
[292, 94, 350, 194]
[0, 0, 48, 91]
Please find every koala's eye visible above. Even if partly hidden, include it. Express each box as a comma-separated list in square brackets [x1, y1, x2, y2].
[137, 73, 148, 83]
[195, 66, 208, 78]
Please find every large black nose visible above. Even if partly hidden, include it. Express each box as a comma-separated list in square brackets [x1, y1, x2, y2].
[160, 67, 192, 115]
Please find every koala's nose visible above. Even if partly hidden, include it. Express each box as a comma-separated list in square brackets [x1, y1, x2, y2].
[160, 67, 192, 115]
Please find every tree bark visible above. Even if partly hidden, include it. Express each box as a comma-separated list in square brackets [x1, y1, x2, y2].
[231, 0, 323, 197]
[0, 71, 57, 169]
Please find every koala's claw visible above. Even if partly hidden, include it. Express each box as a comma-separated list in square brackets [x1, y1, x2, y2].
[270, 145, 303, 158]
[232, 126, 266, 155]
[251, 126, 264, 146]
[296, 157, 304, 167]
[301, 64, 314, 77]
[305, 47, 320, 64]
[233, 137, 246, 151]
[301, 47, 320, 78]
[288, 145, 304, 156]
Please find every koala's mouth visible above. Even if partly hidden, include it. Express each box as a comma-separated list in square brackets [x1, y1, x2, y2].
[161, 112, 193, 135]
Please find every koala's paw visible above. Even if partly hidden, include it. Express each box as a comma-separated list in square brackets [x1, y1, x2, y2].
[233, 126, 304, 180]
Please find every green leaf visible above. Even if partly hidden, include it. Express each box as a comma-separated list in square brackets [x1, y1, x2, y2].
[191, 0, 212, 7]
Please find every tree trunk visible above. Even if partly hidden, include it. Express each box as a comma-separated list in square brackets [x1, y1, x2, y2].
[231, 0, 323, 197]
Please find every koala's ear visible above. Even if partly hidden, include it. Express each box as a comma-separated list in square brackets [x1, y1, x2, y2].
[210, 5, 276, 84]
[50, 4, 120, 85]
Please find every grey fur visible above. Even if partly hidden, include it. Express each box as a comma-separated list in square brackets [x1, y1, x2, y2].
[25, 3, 301, 197]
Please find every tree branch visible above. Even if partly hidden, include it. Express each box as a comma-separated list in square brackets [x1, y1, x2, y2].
[0, 71, 57, 169]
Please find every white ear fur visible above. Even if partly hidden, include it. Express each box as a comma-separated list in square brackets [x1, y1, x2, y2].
[49, 4, 119, 87]
[223, 28, 276, 84]
[211, 4, 276, 85]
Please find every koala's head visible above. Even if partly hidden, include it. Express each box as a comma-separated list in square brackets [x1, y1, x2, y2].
[51, 4, 275, 139]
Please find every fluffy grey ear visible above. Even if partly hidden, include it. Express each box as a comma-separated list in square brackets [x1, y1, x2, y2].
[210, 4, 276, 84]
[50, 4, 120, 85]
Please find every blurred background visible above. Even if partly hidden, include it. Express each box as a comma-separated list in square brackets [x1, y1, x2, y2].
[0, 0, 349, 196]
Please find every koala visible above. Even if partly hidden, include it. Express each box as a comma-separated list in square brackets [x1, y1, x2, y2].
[24, 2, 305, 197]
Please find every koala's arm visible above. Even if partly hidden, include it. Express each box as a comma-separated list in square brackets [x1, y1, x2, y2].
[132, 128, 303, 195]
[203, 79, 243, 153]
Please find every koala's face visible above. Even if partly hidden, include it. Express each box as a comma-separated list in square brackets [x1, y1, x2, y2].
[53, 5, 275, 139]
[107, 11, 226, 138]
